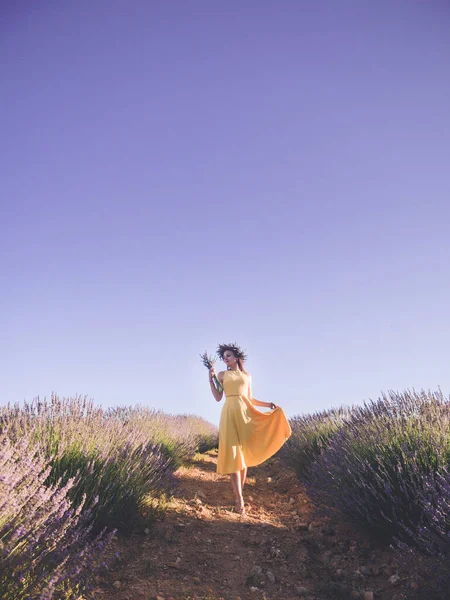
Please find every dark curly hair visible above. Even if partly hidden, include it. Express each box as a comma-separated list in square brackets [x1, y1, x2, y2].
[216, 343, 248, 363]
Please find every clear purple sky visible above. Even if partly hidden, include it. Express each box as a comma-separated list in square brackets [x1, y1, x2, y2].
[2, 1, 450, 426]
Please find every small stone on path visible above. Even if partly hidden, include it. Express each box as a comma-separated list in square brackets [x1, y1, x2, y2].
[266, 570, 276, 583]
[389, 574, 401, 586]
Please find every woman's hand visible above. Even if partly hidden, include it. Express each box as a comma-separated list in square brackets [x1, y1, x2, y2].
[208, 367, 223, 402]
[250, 397, 277, 409]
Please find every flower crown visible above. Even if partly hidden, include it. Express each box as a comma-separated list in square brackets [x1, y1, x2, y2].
[217, 342, 248, 362]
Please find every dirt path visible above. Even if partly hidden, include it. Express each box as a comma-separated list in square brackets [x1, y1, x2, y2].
[94, 450, 424, 600]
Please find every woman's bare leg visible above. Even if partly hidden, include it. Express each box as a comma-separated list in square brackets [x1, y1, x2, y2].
[240, 467, 247, 490]
[230, 472, 244, 512]
[230, 472, 242, 501]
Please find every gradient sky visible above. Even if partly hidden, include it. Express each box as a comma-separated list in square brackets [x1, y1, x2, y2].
[2, 1, 450, 426]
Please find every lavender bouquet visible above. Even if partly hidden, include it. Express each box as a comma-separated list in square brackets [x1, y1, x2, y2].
[200, 351, 223, 393]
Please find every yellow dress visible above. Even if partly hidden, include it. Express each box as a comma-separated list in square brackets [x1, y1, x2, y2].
[217, 369, 292, 474]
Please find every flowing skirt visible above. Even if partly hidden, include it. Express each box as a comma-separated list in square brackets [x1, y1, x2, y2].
[217, 394, 291, 474]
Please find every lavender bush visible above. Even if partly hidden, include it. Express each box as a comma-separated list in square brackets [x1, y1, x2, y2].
[0, 429, 115, 600]
[279, 389, 450, 596]
[278, 406, 354, 478]
[0, 393, 218, 597]
[186, 414, 219, 453]
[301, 391, 450, 545]
[393, 470, 450, 596]
[107, 406, 218, 465]
[1, 396, 176, 533]
[0, 395, 217, 533]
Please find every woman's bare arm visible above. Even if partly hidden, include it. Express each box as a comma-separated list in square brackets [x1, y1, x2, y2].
[209, 368, 224, 402]
[248, 375, 277, 409]
[252, 397, 276, 408]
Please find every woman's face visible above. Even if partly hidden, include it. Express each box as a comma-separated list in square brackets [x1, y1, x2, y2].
[223, 350, 238, 368]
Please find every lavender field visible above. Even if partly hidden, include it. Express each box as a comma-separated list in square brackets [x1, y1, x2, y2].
[279, 388, 450, 594]
[0, 394, 218, 600]
[4, 389, 450, 598]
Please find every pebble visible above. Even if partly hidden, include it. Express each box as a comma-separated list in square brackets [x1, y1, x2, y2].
[248, 495, 254, 501]
[113, 581, 121, 589]
[409, 576, 420, 590]
[389, 574, 400, 586]
[250, 565, 263, 575]
[325, 582, 347, 594]
[294, 586, 308, 597]
[363, 592, 374, 600]
[266, 571, 276, 583]
[266, 477, 272, 483]
[289, 497, 295, 504]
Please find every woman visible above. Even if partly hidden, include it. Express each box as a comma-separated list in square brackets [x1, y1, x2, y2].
[209, 343, 291, 515]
